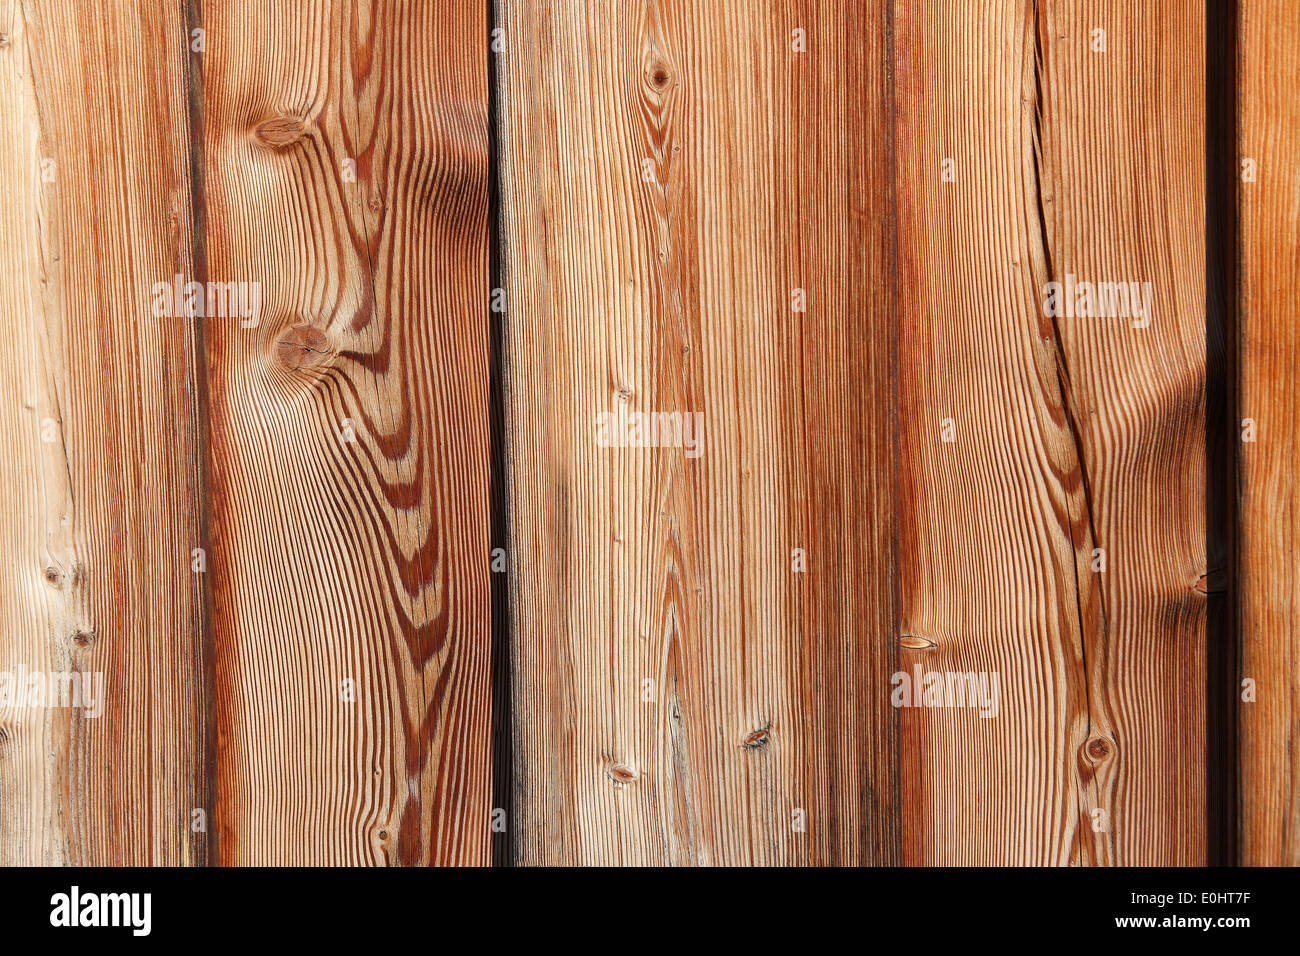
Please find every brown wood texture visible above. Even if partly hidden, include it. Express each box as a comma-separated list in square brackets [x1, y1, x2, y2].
[201, 0, 493, 865]
[894, 0, 1206, 865]
[498, 0, 898, 866]
[1239, 0, 1300, 866]
[0, 0, 493, 865]
[0, 0, 208, 865]
[0, 0, 1287, 868]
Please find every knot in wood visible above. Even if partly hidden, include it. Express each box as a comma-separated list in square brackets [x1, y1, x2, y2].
[275, 324, 333, 370]
[607, 765, 636, 784]
[1085, 737, 1111, 760]
[254, 115, 308, 148]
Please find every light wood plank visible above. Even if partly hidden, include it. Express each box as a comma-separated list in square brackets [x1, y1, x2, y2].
[0, 0, 211, 865]
[499, 0, 898, 865]
[893, 0, 1206, 864]
[1239, 0, 1300, 867]
[201, 0, 493, 864]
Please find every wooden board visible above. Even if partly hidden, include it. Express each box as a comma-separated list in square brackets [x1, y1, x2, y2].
[894, 0, 1206, 865]
[0, 0, 209, 865]
[201, 0, 494, 864]
[1239, 0, 1300, 866]
[497, 0, 899, 865]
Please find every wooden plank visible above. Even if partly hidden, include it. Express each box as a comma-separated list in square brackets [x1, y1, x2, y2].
[1239, 0, 1300, 866]
[1034, 0, 1208, 865]
[200, 0, 494, 864]
[893, 0, 1206, 863]
[0, 0, 210, 864]
[498, 0, 898, 864]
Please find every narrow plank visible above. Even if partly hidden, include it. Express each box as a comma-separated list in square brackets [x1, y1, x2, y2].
[1238, 0, 1300, 866]
[202, 0, 493, 864]
[0, 0, 210, 864]
[499, 0, 898, 864]
[1033, 0, 1207, 866]
[893, 0, 1205, 863]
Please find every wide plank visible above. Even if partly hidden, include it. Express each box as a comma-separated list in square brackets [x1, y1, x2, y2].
[1238, 0, 1300, 866]
[499, 0, 898, 865]
[200, 0, 493, 864]
[893, 0, 1206, 864]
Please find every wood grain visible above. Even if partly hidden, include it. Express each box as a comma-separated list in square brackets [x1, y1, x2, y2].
[0, 0, 210, 864]
[498, 0, 898, 866]
[0, 0, 1285, 868]
[1036, 0, 1207, 866]
[0, 0, 493, 866]
[892, 0, 1206, 864]
[201, 0, 493, 864]
[1239, 0, 1300, 866]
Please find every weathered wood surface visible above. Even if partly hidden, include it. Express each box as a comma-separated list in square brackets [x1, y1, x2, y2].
[894, 0, 1207, 865]
[1239, 0, 1300, 867]
[500, 0, 1210, 866]
[0, 0, 1286, 867]
[498, 0, 898, 866]
[201, 0, 495, 865]
[0, 0, 208, 866]
[0, 0, 493, 865]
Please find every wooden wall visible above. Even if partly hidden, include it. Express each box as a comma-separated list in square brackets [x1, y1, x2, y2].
[0, 0, 1289, 866]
